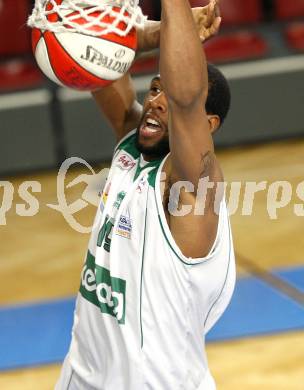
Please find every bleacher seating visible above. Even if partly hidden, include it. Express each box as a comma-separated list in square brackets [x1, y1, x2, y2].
[190, 0, 263, 26]
[0, 1, 31, 56]
[0, 60, 43, 91]
[204, 31, 268, 63]
[189, 0, 268, 63]
[0, 0, 302, 87]
[131, 0, 268, 74]
[274, 0, 304, 21]
[131, 55, 159, 76]
[0, 0, 43, 92]
[285, 23, 304, 52]
[274, 0, 304, 53]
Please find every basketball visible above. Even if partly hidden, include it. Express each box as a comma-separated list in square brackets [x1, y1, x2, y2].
[31, 1, 137, 91]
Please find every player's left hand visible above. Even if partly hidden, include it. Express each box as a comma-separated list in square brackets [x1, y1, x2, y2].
[192, 0, 221, 43]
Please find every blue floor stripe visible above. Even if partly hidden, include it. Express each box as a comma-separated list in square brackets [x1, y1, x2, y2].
[0, 298, 75, 371]
[273, 266, 304, 293]
[0, 267, 303, 371]
[207, 275, 304, 342]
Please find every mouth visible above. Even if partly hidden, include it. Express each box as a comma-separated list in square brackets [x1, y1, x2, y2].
[140, 115, 163, 138]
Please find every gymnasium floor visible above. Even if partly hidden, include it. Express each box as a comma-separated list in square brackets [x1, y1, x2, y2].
[1, 138, 304, 389]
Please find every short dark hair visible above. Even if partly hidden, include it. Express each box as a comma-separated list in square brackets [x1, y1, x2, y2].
[206, 63, 231, 127]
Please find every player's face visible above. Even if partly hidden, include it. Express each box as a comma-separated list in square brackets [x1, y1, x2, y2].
[136, 76, 170, 159]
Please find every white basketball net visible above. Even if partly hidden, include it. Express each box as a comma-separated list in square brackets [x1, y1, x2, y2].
[28, 0, 146, 37]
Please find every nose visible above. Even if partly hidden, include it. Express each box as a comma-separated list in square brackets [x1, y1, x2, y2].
[148, 92, 167, 113]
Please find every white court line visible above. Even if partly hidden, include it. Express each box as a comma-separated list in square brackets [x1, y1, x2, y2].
[1, 54, 304, 110]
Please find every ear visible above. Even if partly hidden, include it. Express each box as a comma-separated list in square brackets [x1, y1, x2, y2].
[207, 115, 220, 134]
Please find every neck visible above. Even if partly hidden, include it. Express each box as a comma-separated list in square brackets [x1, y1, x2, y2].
[142, 154, 157, 162]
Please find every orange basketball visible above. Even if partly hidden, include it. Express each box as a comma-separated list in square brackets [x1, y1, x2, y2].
[32, 0, 137, 90]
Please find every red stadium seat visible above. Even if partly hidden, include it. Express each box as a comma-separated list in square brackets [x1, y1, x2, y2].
[188, 0, 267, 63]
[0, 0, 44, 92]
[205, 31, 268, 63]
[130, 55, 159, 75]
[0, 60, 43, 92]
[274, 0, 304, 21]
[0, 0, 31, 56]
[189, 0, 263, 26]
[285, 22, 304, 52]
[273, 1, 304, 52]
[130, 30, 268, 72]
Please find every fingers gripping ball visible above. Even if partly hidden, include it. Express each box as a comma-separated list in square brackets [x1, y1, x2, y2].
[32, 1, 137, 91]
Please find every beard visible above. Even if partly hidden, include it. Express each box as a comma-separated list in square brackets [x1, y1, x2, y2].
[135, 127, 170, 159]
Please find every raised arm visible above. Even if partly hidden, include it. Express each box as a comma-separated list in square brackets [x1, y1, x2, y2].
[160, 0, 221, 187]
[92, 73, 141, 142]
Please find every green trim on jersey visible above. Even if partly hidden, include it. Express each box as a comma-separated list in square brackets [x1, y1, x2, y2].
[80, 251, 127, 324]
[154, 169, 218, 266]
[134, 158, 162, 184]
[157, 214, 215, 267]
[115, 132, 140, 159]
[115, 130, 166, 188]
[157, 215, 191, 266]
[147, 166, 159, 187]
[139, 188, 150, 348]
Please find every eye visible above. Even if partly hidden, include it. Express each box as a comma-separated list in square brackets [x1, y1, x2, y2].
[150, 84, 161, 94]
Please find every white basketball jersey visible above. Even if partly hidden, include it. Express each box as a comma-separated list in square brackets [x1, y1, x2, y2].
[56, 130, 236, 390]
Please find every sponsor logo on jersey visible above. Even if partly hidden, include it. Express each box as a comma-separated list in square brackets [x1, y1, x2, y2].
[136, 177, 147, 193]
[97, 191, 127, 252]
[116, 153, 136, 170]
[116, 214, 132, 239]
[101, 182, 111, 207]
[80, 252, 126, 324]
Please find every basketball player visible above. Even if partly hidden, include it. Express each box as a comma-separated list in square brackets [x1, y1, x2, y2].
[56, 0, 235, 389]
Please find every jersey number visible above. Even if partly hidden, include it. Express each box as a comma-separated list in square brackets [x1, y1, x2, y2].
[97, 216, 114, 253]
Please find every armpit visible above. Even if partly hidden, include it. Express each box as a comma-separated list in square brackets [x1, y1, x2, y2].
[199, 151, 217, 179]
